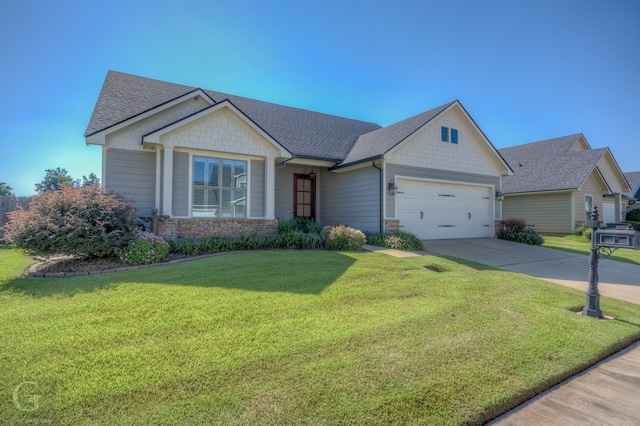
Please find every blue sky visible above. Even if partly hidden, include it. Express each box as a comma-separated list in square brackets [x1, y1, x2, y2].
[1, 0, 638, 196]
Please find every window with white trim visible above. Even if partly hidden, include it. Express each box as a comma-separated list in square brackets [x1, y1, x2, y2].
[193, 156, 247, 218]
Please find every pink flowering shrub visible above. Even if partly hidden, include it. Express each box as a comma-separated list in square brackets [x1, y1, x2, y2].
[119, 230, 169, 265]
[322, 224, 367, 250]
[1, 184, 136, 257]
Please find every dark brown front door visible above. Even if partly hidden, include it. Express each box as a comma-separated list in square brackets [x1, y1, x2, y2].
[294, 174, 316, 220]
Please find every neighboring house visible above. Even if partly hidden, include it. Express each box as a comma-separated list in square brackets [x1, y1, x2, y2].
[624, 171, 640, 215]
[85, 71, 512, 240]
[499, 134, 631, 234]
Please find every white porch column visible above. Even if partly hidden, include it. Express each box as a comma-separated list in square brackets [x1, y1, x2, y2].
[265, 156, 276, 219]
[162, 146, 174, 217]
[614, 192, 622, 222]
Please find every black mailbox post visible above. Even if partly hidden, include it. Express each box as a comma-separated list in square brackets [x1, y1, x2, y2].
[583, 206, 640, 319]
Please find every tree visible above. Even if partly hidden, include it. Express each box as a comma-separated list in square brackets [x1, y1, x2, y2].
[0, 182, 14, 197]
[79, 172, 100, 187]
[35, 168, 76, 193]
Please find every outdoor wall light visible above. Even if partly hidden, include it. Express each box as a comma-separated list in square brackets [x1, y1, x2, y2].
[388, 180, 398, 196]
[309, 169, 316, 180]
[495, 190, 504, 201]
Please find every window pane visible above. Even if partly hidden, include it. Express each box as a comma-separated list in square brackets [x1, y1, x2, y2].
[208, 159, 219, 186]
[303, 179, 311, 191]
[221, 189, 246, 218]
[193, 187, 218, 217]
[234, 161, 247, 188]
[441, 126, 448, 142]
[451, 129, 458, 144]
[194, 158, 206, 185]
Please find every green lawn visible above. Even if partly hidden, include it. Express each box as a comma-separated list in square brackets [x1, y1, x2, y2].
[2, 247, 640, 425]
[543, 235, 640, 264]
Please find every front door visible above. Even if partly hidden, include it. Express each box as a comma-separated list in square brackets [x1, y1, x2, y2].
[294, 174, 316, 220]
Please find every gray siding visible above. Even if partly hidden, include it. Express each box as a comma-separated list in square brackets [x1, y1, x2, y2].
[502, 192, 573, 234]
[386, 163, 501, 218]
[275, 164, 311, 221]
[172, 151, 189, 216]
[250, 159, 265, 217]
[320, 166, 381, 232]
[105, 148, 156, 214]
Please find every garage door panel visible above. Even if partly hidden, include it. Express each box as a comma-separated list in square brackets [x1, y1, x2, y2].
[396, 179, 492, 240]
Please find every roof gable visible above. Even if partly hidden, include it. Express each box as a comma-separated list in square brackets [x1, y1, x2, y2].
[499, 134, 623, 194]
[624, 171, 640, 198]
[142, 100, 291, 158]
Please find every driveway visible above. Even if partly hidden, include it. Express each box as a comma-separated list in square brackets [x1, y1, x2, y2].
[421, 238, 640, 305]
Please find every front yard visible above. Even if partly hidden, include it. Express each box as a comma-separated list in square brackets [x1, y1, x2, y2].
[543, 235, 640, 264]
[2, 247, 640, 425]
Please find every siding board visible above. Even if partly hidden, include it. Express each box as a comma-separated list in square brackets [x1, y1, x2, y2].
[250, 159, 265, 217]
[106, 148, 156, 214]
[172, 151, 189, 216]
[502, 192, 572, 233]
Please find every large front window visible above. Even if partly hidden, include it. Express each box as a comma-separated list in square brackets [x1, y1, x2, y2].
[193, 156, 247, 218]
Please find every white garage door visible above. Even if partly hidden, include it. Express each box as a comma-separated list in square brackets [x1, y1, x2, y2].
[396, 179, 493, 240]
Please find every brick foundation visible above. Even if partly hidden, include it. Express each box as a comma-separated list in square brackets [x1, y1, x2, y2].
[158, 218, 278, 240]
[385, 219, 400, 233]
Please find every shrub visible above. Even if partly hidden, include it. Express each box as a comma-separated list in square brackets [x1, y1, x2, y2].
[119, 230, 170, 265]
[497, 217, 544, 245]
[626, 209, 640, 222]
[365, 230, 424, 251]
[583, 228, 593, 240]
[278, 217, 322, 234]
[627, 221, 640, 231]
[1, 184, 136, 258]
[573, 226, 586, 236]
[323, 225, 366, 250]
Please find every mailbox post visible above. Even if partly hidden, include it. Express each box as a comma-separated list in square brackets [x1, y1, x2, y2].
[582, 206, 640, 319]
[583, 207, 603, 319]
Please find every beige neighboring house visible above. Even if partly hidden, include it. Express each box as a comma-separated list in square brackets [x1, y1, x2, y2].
[498, 134, 631, 234]
[624, 171, 640, 215]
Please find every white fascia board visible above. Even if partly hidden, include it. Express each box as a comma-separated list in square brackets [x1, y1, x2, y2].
[287, 158, 336, 167]
[142, 100, 292, 159]
[84, 89, 214, 146]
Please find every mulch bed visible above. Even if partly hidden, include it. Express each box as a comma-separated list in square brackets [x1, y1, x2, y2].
[28, 253, 201, 277]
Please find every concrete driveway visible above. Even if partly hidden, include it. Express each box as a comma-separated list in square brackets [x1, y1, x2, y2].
[421, 238, 640, 305]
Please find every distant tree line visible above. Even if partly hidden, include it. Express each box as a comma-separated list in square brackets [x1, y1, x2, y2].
[1, 168, 100, 197]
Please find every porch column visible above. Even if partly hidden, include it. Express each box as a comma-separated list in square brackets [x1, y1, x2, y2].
[265, 156, 275, 219]
[614, 193, 622, 222]
[162, 146, 174, 217]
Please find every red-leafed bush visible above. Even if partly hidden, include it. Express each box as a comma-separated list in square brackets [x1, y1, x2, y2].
[1, 184, 137, 258]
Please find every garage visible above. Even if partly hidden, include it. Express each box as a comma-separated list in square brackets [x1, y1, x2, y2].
[395, 179, 494, 240]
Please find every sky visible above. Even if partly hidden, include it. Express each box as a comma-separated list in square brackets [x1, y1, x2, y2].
[0, 0, 638, 196]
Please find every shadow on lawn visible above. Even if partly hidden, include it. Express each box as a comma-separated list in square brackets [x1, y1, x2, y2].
[2, 251, 357, 297]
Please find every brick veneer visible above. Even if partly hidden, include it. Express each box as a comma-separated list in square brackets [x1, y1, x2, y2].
[385, 219, 400, 233]
[159, 218, 278, 240]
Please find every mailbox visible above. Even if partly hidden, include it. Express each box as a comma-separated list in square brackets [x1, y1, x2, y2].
[594, 229, 640, 250]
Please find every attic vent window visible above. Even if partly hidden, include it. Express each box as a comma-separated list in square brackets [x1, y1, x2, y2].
[441, 127, 459, 144]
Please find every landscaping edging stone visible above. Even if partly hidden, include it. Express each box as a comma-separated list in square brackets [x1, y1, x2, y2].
[26, 253, 228, 278]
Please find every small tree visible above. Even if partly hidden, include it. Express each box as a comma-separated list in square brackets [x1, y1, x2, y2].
[79, 173, 100, 187]
[2, 184, 137, 258]
[0, 182, 14, 196]
[35, 168, 76, 193]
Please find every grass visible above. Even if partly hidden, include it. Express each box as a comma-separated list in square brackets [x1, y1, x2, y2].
[543, 235, 640, 264]
[2, 246, 640, 425]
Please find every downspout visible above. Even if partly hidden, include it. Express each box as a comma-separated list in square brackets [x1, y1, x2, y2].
[372, 160, 384, 233]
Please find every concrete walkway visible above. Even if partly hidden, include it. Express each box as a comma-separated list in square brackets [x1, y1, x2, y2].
[364, 239, 640, 425]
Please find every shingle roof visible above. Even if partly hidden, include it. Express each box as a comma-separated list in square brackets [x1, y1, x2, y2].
[341, 101, 454, 165]
[624, 171, 640, 198]
[85, 71, 381, 162]
[499, 134, 609, 194]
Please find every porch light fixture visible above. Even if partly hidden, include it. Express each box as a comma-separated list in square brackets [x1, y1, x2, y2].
[309, 169, 316, 180]
[495, 190, 504, 201]
[388, 180, 398, 196]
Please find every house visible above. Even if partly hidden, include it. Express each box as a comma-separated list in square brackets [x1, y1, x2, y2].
[85, 71, 512, 240]
[499, 134, 631, 234]
[624, 171, 640, 215]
